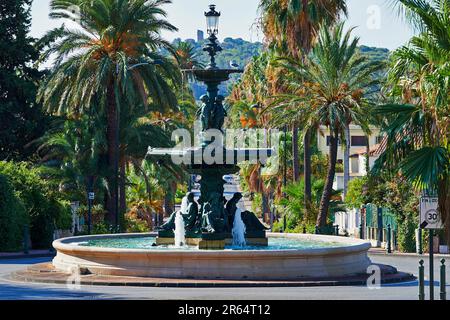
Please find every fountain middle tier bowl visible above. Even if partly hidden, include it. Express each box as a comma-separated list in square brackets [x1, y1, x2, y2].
[52, 233, 371, 280]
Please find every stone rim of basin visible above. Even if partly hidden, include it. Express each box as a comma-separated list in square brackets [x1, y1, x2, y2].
[53, 232, 371, 254]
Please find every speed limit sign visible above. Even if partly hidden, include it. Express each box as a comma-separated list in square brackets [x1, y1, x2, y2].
[420, 197, 443, 229]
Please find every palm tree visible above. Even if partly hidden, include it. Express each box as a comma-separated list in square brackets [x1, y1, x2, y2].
[269, 23, 383, 228]
[38, 0, 180, 226]
[375, 0, 450, 243]
[36, 114, 109, 204]
[172, 41, 204, 70]
[258, 0, 348, 207]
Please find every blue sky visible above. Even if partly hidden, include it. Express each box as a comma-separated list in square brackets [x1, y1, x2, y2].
[31, 0, 414, 50]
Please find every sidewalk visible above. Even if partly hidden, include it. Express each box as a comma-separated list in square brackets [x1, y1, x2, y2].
[0, 249, 55, 260]
[369, 247, 450, 258]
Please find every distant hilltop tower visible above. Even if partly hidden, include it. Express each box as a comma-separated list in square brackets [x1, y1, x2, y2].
[197, 30, 204, 42]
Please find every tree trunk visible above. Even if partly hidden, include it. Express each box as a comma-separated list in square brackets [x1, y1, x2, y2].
[343, 124, 350, 199]
[303, 128, 312, 217]
[292, 125, 300, 182]
[105, 80, 118, 227]
[365, 134, 370, 173]
[119, 152, 126, 230]
[163, 182, 176, 218]
[317, 129, 339, 227]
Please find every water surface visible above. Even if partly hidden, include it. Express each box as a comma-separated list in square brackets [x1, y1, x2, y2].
[77, 236, 346, 251]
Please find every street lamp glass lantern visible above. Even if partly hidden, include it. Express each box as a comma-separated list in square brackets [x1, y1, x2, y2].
[205, 4, 220, 35]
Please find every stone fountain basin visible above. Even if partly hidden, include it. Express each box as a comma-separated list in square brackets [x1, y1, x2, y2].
[52, 233, 371, 280]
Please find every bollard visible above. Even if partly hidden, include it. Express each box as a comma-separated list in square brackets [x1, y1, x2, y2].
[441, 259, 446, 301]
[283, 215, 286, 233]
[386, 224, 392, 253]
[314, 225, 320, 234]
[429, 229, 434, 300]
[359, 223, 364, 239]
[417, 227, 423, 254]
[335, 225, 339, 236]
[419, 259, 425, 300]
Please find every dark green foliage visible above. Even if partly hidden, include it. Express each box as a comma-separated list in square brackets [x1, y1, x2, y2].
[366, 174, 420, 252]
[0, 174, 27, 251]
[0, 0, 51, 161]
[397, 211, 417, 253]
[0, 162, 71, 249]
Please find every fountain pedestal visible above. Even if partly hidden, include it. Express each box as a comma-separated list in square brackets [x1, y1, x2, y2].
[156, 231, 268, 248]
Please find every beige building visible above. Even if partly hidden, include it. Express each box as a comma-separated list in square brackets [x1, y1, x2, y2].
[317, 124, 383, 190]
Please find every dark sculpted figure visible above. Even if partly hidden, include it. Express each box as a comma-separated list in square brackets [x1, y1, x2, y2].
[212, 95, 226, 132]
[225, 193, 243, 232]
[226, 192, 270, 233]
[199, 94, 227, 132]
[159, 192, 200, 232]
[201, 192, 227, 233]
[199, 94, 212, 132]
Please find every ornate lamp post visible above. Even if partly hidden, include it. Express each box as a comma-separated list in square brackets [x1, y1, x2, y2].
[204, 5, 222, 69]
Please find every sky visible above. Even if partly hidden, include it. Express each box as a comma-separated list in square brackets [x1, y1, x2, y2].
[30, 0, 415, 50]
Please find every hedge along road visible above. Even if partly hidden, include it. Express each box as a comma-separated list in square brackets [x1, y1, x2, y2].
[0, 254, 448, 300]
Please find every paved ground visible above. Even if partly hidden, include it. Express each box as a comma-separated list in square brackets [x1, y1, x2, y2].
[0, 254, 448, 300]
[1, 176, 447, 300]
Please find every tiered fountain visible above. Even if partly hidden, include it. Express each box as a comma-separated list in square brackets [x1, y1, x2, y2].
[48, 5, 378, 282]
[148, 4, 271, 250]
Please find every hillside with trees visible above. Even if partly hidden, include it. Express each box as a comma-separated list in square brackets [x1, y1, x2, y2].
[176, 37, 390, 100]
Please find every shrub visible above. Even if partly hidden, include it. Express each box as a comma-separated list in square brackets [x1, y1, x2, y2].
[0, 175, 28, 251]
[397, 214, 417, 252]
[125, 216, 150, 233]
[92, 222, 111, 235]
[0, 162, 71, 249]
[345, 177, 368, 209]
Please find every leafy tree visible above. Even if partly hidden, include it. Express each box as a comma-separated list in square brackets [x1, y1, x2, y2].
[375, 0, 450, 243]
[259, 0, 348, 209]
[0, 0, 51, 161]
[269, 23, 383, 227]
[0, 174, 27, 251]
[38, 0, 181, 226]
[0, 161, 71, 248]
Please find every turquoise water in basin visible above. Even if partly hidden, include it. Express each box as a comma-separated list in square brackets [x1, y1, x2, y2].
[77, 236, 346, 251]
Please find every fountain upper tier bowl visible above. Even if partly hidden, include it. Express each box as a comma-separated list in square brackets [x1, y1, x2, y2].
[52, 233, 371, 280]
[147, 147, 274, 166]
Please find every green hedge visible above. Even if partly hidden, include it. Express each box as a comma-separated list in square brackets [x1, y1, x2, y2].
[0, 162, 71, 249]
[0, 174, 28, 251]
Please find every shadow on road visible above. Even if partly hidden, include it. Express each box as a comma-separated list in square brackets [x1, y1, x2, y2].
[0, 258, 52, 265]
[0, 283, 104, 300]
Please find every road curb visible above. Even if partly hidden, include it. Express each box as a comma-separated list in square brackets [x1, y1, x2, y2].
[11, 262, 415, 288]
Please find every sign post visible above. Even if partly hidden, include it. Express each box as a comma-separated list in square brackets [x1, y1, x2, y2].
[419, 196, 442, 300]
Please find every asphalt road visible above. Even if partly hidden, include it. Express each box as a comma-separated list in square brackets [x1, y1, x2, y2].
[0, 254, 448, 300]
[1, 176, 448, 300]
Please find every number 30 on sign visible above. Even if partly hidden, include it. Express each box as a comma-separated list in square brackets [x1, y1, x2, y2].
[420, 197, 443, 230]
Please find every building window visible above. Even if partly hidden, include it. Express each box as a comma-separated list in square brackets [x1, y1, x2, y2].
[351, 136, 368, 146]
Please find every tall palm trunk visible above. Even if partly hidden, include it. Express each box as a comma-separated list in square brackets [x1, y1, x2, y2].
[105, 80, 119, 226]
[317, 129, 339, 227]
[119, 152, 126, 229]
[365, 134, 370, 173]
[163, 181, 176, 218]
[303, 128, 312, 216]
[343, 124, 350, 199]
[292, 125, 300, 182]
